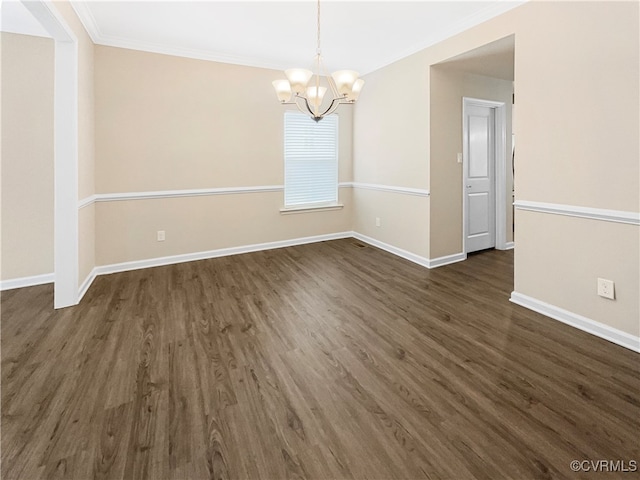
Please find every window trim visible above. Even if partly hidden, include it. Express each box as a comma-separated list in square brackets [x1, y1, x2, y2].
[283, 111, 339, 210]
[279, 202, 344, 215]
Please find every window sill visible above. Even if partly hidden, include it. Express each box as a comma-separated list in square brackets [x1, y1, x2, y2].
[280, 203, 344, 215]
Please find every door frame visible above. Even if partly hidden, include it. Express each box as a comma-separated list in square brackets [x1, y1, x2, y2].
[22, 0, 79, 308]
[462, 97, 508, 254]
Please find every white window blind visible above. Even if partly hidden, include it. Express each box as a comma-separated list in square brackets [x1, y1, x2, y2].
[284, 111, 338, 207]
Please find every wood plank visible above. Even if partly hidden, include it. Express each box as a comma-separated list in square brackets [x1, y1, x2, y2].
[2, 240, 638, 479]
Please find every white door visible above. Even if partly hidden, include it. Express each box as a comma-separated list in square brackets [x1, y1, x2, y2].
[464, 103, 496, 253]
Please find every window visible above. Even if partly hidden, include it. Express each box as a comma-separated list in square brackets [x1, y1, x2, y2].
[284, 111, 338, 208]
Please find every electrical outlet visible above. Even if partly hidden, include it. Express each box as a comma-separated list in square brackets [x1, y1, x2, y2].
[375, 217, 381, 227]
[157, 230, 165, 242]
[597, 278, 615, 300]
[457, 152, 463, 164]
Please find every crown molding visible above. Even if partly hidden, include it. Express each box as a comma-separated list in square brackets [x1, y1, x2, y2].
[69, 0, 528, 74]
[69, 0, 289, 70]
[69, 0, 101, 43]
[95, 33, 289, 71]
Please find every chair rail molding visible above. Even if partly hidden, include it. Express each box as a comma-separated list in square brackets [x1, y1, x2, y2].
[78, 185, 286, 208]
[348, 182, 430, 197]
[514, 200, 640, 226]
[78, 182, 431, 208]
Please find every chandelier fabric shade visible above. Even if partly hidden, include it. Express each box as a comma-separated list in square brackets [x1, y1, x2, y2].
[272, 0, 364, 122]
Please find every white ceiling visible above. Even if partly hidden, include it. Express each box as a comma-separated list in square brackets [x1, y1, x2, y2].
[1, 0, 52, 38]
[63, 0, 525, 75]
[0, 1, 523, 75]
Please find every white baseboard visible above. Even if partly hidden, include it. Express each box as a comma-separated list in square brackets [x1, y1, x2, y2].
[352, 232, 431, 268]
[93, 232, 353, 278]
[510, 292, 640, 353]
[352, 233, 467, 269]
[504, 242, 515, 250]
[1, 273, 54, 291]
[74, 232, 351, 301]
[78, 268, 98, 302]
[429, 252, 467, 268]
[82, 232, 462, 300]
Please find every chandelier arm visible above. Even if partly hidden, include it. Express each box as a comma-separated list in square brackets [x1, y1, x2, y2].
[295, 95, 317, 118]
[318, 97, 341, 118]
[326, 72, 341, 99]
[304, 95, 316, 117]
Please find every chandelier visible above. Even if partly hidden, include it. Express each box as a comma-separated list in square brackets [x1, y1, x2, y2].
[272, 0, 364, 122]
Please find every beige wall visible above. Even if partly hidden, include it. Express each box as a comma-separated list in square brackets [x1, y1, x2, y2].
[353, 190, 429, 259]
[515, 1, 638, 211]
[94, 45, 353, 266]
[513, 1, 639, 336]
[430, 69, 513, 258]
[353, 53, 430, 189]
[354, 1, 639, 337]
[1, 33, 54, 281]
[96, 191, 352, 266]
[516, 211, 639, 336]
[352, 52, 431, 258]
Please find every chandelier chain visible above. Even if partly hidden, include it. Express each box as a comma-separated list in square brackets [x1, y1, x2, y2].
[316, 0, 321, 54]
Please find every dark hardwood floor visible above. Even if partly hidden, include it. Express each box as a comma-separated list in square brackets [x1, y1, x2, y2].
[2, 239, 639, 479]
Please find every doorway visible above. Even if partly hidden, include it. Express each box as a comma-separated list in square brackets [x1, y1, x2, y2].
[462, 97, 507, 254]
